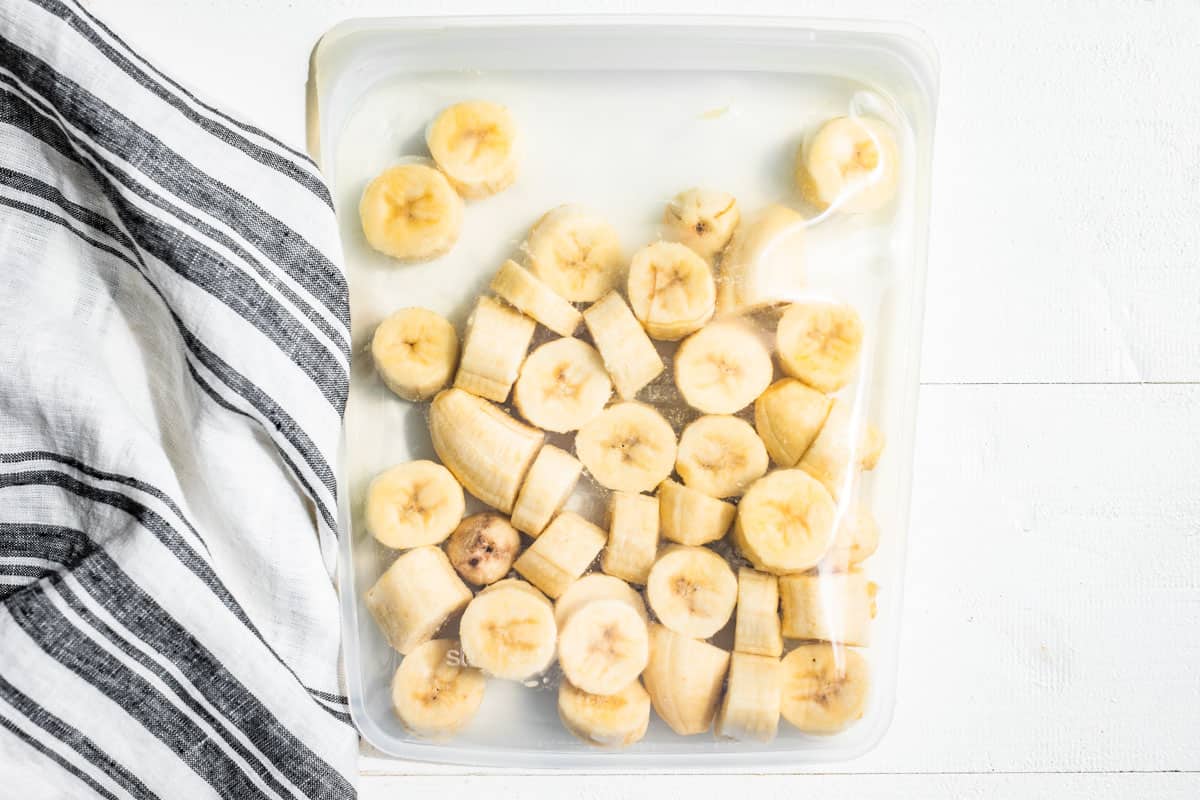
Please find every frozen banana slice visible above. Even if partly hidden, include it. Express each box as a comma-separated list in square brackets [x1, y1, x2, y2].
[798, 398, 885, 500]
[512, 511, 606, 599]
[657, 479, 735, 547]
[600, 491, 659, 585]
[627, 241, 716, 340]
[717, 204, 805, 315]
[779, 570, 877, 646]
[558, 599, 649, 696]
[426, 100, 518, 198]
[642, 624, 729, 735]
[391, 639, 485, 740]
[754, 378, 832, 468]
[735, 469, 837, 574]
[454, 296, 535, 403]
[555, 573, 648, 629]
[558, 678, 650, 748]
[575, 402, 677, 494]
[776, 301, 864, 393]
[459, 578, 557, 680]
[510, 444, 583, 538]
[798, 116, 899, 214]
[371, 307, 459, 402]
[365, 460, 465, 549]
[527, 205, 624, 302]
[734, 567, 783, 658]
[490, 259, 581, 337]
[663, 188, 740, 261]
[645, 545, 737, 639]
[675, 415, 768, 498]
[582, 291, 664, 400]
[360, 163, 463, 262]
[514, 338, 612, 433]
[780, 643, 870, 734]
[715, 652, 782, 743]
[674, 320, 773, 415]
[366, 546, 471, 655]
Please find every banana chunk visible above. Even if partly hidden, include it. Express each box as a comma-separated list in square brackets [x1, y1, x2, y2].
[820, 502, 880, 570]
[776, 301, 864, 393]
[717, 204, 806, 315]
[490, 259, 581, 337]
[391, 639, 485, 740]
[581, 292, 664, 400]
[459, 578, 557, 680]
[514, 338, 612, 433]
[371, 308, 459, 402]
[735, 469, 838, 574]
[663, 188, 740, 261]
[734, 568, 783, 658]
[657, 479, 735, 546]
[601, 491, 660, 585]
[575, 402, 677, 494]
[454, 296, 536, 403]
[780, 643, 870, 734]
[646, 545, 737, 639]
[558, 599, 649, 696]
[754, 379, 832, 467]
[365, 460, 465, 549]
[798, 116, 899, 214]
[558, 678, 651, 748]
[627, 241, 716, 340]
[445, 512, 520, 586]
[510, 444, 583, 538]
[426, 100, 518, 199]
[366, 546, 471, 655]
[780, 570, 877, 646]
[642, 624, 729, 735]
[360, 163, 463, 262]
[527, 205, 624, 302]
[555, 573, 649, 629]
[429, 388, 544, 514]
[798, 398, 885, 499]
[715, 652, 782, 743]
[674, 320, 773, 415]
[512, 511, 606, 599]
[676, 415, 768, 498]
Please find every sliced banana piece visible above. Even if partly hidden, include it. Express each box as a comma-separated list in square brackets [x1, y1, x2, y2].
[735, 469, 837, 574]
[510, 444, 583, 538]
[657, 479, 735, 546]
[674, 320, 773, 415]
[555, 573, 649, 629]
[820, 502, 880, 570]
[558, 678, 651, 748]
[779, 570, 877, 646]
[780, 643, 870, 734]
[734, 568, 783, 658]
[776, 301, 864, 393]
[581, 291, 664, 400]
[360, 163, 463, 262]
[798, 116, 899, 214]
[717, 204, 805, 315]
[575, 402, 677, 493]
[445, 512, 520, 586]
[371, 308, 459, 402]
[454, 296, 536, 403]
[754, 378, 833, 467]
[490, 259, 581, 337]
[798, 398, 885, 500]
[663, 188, 740, 261]
[646, 545, 737, 639]
[527, 205, 624, 302]
[426, 100, 518, 199]
[514, 338, 612, 433]
[429, 388, 544, 514]
[601, 491, 660, 585]
[459, 578, 557, 680]
[627, 241, 716, 340]
[642, 623, 729, 735]
[676, 415, 769, 498]
[391, 638, 485, 740]
[714, 652, 782, 743]
[512, 511, 606, 599]
[558, 599, 650, 696]
[365, 460, 465, 549]
[366, 546, 471, 655]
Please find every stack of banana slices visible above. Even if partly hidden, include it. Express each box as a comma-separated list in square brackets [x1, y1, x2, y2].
[359, 102, 901, 748]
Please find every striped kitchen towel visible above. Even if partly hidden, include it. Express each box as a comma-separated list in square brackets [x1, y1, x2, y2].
[0, 1, 357, 797]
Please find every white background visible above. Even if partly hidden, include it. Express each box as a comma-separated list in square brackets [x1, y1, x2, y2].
[87, 0, 1200, 797]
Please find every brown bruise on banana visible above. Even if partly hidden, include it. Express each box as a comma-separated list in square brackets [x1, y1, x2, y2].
[672, 575, 717, 617]
[418, 659, 468, 707]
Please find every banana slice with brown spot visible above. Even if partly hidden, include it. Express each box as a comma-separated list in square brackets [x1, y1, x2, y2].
[663, 188, 740, 261]
[444, 512, 520, 586]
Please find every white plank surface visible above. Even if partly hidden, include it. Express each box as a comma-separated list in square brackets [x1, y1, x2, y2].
[84, 0, 1200, 794]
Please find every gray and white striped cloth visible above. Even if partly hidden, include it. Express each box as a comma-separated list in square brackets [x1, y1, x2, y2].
[0, 1, 357, 797]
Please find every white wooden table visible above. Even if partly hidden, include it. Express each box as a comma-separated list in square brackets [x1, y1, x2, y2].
[89, 0, 1200, 796]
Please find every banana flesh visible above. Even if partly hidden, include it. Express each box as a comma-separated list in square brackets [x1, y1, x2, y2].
[390, 639, 485, 740]
[459, 578, 557, 680]
[512, 511, 606, 599]
[490, 259, 581, 337]
[371, 307, 459, 402]
[426, 100, 518, 199]
[359, 163, 463, 262]
[454, 296, 536, 403]
[366, 546, 471, 655]
[364, 460, 465, 550]
[581, 291, 664, 400]
[645, 545, 737, 639]
[657, 479, 735, 547]
[510, 444, 582, 538]
[714, 652, 782, 743]
[600, 491, 660, 585]
[642, 623, 729, 735]
[780, 643, 870, 734]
